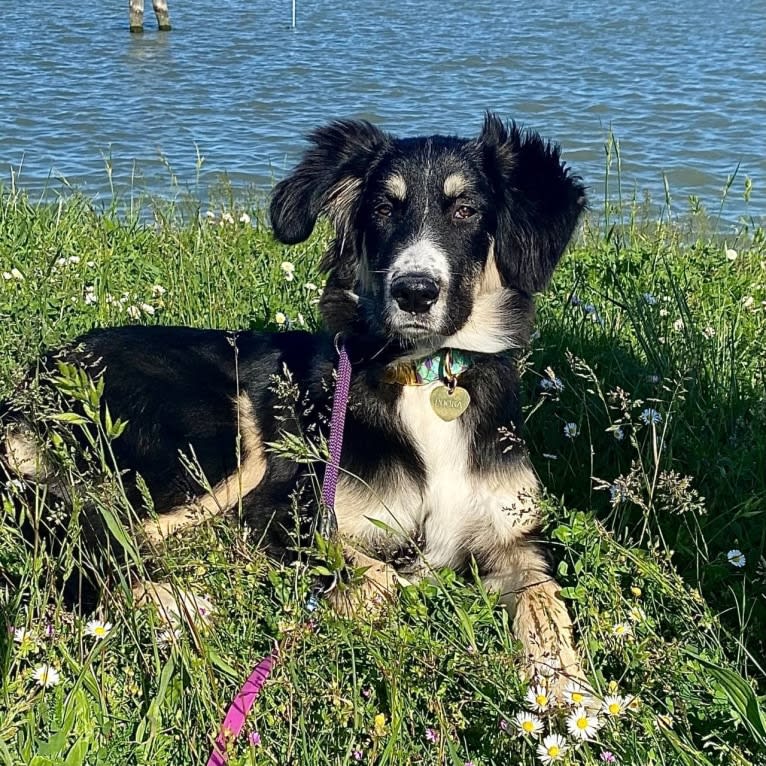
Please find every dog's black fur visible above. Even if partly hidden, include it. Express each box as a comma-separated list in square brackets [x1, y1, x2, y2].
[3, 114, 586, 682]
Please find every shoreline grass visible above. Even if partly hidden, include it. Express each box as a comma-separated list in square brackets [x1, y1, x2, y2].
[1, 181, 765, 765]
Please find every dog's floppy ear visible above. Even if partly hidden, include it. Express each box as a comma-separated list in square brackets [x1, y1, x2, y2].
[479, 113, 587, 294]
[270, 120, 390, 245]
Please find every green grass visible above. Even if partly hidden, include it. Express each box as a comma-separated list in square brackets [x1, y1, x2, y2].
[0, 178, 765, 766]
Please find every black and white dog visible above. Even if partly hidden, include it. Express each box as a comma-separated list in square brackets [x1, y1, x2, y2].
[4, 114, 586, 686]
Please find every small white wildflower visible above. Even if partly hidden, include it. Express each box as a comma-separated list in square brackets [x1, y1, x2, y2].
[536, 733, 567, 764]
[221, 212, 235, 225]
[141, 303, 155, 316]
[239, 212, 251, 224]
[32, 664, 61, 688]
[204, 211, 216, 220]
[742, 296, 754, 309]
[642, 293, 657, 305]
[602, 695, 626, 717]
[281, 261, 296, 281]
[67, 256, 80, 265]
[628, 605, 646, 623]
[702, 326, 716, 339]
[727, 549, 746, 568]
[304, 282, 317, 292]
[563, 422, 579, 439]
[563, 680, 592, 708]
[725, 248, 738, 261]
[659, 307, 669, 317]
[84, 286, 98, 305]
[513, 710, 544, 738]
[612, 621, 632, 639]
[11, 267, 24, 280]
[13, 627, 27, 644]
[151, 285, 166, 298]
[613, 426, 625, 441]
[275, 311, 287, 326]
[84, 619, 112, 639]
[86, 260, 96, 268]
[126, 305, 141, 320]
[525, 684, 552, 712]
[672, 318, 685, 332]
[640, 408, 662, 426]
[565, 707, 601, 741]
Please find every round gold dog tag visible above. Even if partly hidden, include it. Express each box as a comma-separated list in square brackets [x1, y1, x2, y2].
[430, 384, 470, 421]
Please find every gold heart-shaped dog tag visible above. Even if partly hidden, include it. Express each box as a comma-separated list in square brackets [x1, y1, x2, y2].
[430, 385, 471, 421]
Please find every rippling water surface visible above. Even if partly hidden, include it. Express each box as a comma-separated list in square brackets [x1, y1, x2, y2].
[2, 0, 764, 219]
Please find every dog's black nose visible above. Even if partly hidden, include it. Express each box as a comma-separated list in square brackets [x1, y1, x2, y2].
[390, 274, 441, 314]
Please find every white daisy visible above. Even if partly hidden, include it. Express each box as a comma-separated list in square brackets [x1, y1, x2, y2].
[84, 619, 113, 639]
[563, 680, 592, 708]
[32, 664, 61, 688]
[513, 710, 544, 738]
[239, 212, 251, 224]
[151, 284, 166, 298]
[126, 305, 141, 320]
[727, 549, 746, 568]
[140, 303, 155, 316]
[536, 733, 567, 764]
[602, 694, 626, 717]
[725, 248, 737, 261]
[13, 627, 27, 643]
[612, 621, 632, 639]
[275, 311, 287, 326]
[525, 684, 552, 712]
[221, 212, 235, 225]
[280, 261, 296, 281]
[565, 706, 601, 740]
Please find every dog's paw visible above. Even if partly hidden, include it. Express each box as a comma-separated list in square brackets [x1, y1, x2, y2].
[132, 581, 214, 627]
[326, 555, 398, 619]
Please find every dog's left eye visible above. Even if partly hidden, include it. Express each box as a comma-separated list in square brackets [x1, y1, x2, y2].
[374, 202, 393, 218]
[454, 205, 477, 220]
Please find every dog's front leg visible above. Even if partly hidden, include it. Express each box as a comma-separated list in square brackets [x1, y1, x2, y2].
[482, 541, 583, 696]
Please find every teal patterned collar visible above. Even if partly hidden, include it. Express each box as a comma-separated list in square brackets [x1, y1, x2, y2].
[383, 348, 475, 386]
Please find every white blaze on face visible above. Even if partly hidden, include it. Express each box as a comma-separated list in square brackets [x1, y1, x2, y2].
[387, 236, 450, 330]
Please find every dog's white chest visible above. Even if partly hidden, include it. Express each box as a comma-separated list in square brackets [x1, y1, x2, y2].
[334, 383, 539, 569]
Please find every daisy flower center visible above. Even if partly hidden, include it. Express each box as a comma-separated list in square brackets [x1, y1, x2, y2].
[535, 694, 548, 706]
[548, 745, 560, 756]
[576, 718, 588, 729]
[572, 692, 584, 703]
[608, 703, 620, 715]
[522, 721, 534, 732]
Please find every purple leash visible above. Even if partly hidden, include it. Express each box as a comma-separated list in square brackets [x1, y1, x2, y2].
[206, 339, 351, 766]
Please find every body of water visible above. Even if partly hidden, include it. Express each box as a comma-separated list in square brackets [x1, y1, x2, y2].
[2, 0, 764, 221]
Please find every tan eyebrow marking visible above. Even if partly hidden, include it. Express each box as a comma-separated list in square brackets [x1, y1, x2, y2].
[383, 173, 407, 200]
[443, 172, 469, 198]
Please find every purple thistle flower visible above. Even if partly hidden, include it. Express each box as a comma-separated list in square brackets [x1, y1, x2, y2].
[600, 751, 617, 763]
[425, 727, 439, 743]
[248, 731, 261, 747]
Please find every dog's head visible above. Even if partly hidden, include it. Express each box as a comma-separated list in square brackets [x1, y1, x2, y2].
[270, 113, 586, 353]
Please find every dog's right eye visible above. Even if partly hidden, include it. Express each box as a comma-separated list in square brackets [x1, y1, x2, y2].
[374, 202, 393, 218]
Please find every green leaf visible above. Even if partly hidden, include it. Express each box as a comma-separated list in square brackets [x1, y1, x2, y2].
[685, 650, 766, 746]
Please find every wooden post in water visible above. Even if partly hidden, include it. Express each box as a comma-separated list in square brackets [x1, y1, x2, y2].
[129, 0, 172, 33]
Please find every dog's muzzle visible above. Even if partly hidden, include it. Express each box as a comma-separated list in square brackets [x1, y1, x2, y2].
[390, 274, 441, 314]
